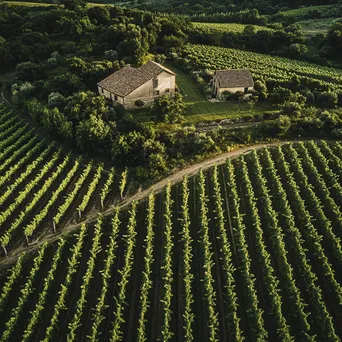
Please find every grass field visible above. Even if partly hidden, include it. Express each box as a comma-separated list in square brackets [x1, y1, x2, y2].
[0, 139, 341, 341]
[191, 22, 271, 33]
[298, 17, 341, 36]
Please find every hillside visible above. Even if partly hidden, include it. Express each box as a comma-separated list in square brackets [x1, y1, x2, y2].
[1, 1, 342, 340]
[0, 140, 341, 340]
[0, 104, 132, 256]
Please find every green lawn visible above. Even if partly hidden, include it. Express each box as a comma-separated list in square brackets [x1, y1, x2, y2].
[134, 62, 275, 130]
[165, 62, 275, 123]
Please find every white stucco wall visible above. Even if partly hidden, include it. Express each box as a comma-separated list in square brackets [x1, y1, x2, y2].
[99, 71, 176, 109]
[124, 71, 176, 109]
[98, 85, 124, 105]
[218, 86, 254, 95]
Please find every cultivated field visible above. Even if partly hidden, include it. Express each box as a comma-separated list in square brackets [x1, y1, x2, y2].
[191, 22, 271, 33]
[0, 136, 341, 341]
[183, 44, 342, 92]
[0, 104, 127, 256]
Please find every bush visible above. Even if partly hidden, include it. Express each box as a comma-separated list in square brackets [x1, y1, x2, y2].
[135, 100, 145, 108]
[150, 93, 187, 123]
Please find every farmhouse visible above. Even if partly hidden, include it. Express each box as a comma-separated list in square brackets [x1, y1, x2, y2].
[213, 69, 254, 99]
[97, 61, 176, 109]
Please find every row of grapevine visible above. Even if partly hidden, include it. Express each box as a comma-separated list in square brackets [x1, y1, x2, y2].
[270, 146, 339, 340]
[197, 170, 219, 342]
[211, 165, 241, 341]
[100, 168, 115, 209]
[0, 106, 125, 255]
[0, 243, 47, 342]
[77, 164, 103, 219]
[182, 44, 342, 92]
[225, 159, 268, 341]
[179, 176, 195, 342]
[88, 210, 120, 342]
[137, 192, 155, 342]
[22, 239, 66, 342]
[293, 142, 342, 263]
[0, 154, 72, 249]
[0, 134, 38, 174]
[110, 201, 137, 341]
[41, 223, 88, 342]
[0, 120, 24, 144]
[280, 144, 342, 306]
[238, 156, 292, 341]
[0, 124, 30, 157]
[0, 140, 341, 340]
[306, 141, 342, 230]
[23, 158, 81, 240]
[0, 255, 25, 312]
[67, 218, 103, 342]
[0, 140, 47, 188]
[160, 181, 174, 341]
[248, 150, 312, 341]
[52, 162, 93, 229]
[0, 145, 59, 206]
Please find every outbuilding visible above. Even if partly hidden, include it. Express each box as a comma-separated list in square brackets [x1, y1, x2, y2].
[213, 69, 254, 99]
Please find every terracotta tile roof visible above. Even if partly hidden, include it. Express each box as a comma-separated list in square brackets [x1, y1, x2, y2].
[97, 61, 175, 97]
[214, 69, 254, 88]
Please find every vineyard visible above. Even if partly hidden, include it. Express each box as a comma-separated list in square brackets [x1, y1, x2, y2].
[182, 44, 342, 92]
[191, 22, 271, 33]
[0, 104, 127, 256]
[1, 133, 341, 340]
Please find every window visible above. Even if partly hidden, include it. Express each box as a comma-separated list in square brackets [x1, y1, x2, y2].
[114, 95, 118, 101]
[165, 88, 170, 93]
[155, 90, 160, 95]
[244, 87, 249, 94]
[153, 78, 158, 88]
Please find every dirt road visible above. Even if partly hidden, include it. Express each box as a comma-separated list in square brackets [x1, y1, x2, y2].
[0, 140, 297, 268]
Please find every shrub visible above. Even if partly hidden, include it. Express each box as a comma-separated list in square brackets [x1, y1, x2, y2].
[135, 100, 145, 108]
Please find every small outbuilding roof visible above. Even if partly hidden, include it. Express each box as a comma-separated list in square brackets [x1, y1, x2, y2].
[97, 61, 175, 97]
[214, 69, 254, 89]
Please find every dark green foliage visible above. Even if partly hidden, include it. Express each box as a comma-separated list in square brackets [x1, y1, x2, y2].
[150, 93, 187, 124]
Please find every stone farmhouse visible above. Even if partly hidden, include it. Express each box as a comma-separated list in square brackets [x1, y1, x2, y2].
[97, 61, 176, 109]
[213, 69, 254, 99]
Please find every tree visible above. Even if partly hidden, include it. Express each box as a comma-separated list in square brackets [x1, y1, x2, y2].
[104, 50, 119, 61]
[45, 73, 82, 97]
[247, 95, 259, 110]
[254, 80, 268, 99]
[324, 22, 342, 60]
[75, 114, 112, 151]
[270, 87, 292, 105]
[150, 93, 187, 123]
[15, 62, 44, 82]
[87, 6, 110, 25]
[48, 92, 67, 110]
[64, 91, 108, 122]
[60, 0, 86, 11]
[287, 43, 308, 58]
